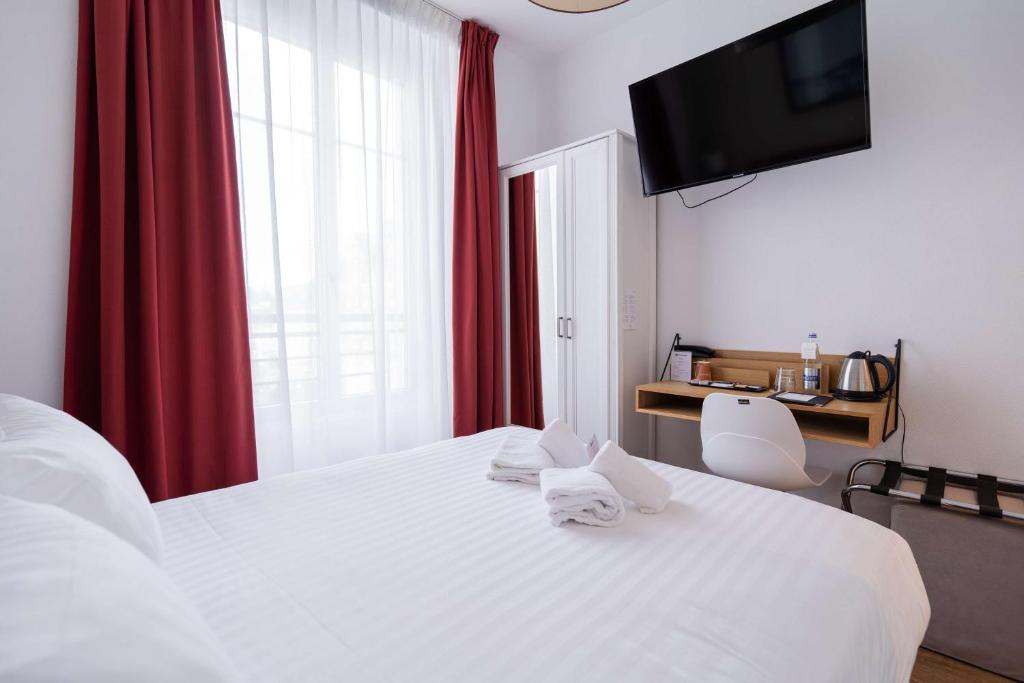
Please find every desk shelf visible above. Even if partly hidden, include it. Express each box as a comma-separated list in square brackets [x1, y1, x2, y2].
[636, 381, 894, 449]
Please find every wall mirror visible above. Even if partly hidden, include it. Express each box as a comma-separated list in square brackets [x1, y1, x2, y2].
[501, 163, 561, 429]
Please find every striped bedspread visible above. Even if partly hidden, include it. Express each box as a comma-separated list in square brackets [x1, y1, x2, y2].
[155, 427, 929, 682]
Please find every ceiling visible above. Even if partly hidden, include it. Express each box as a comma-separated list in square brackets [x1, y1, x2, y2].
[434, 0, 670, 58]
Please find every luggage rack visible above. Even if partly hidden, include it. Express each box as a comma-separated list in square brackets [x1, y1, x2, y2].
[842, 459, 1024, 522]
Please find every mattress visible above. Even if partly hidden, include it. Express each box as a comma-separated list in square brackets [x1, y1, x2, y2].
[154, 427, 929, 682]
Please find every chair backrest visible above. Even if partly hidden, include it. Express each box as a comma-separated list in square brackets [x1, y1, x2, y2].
[700, 393, 812, 490]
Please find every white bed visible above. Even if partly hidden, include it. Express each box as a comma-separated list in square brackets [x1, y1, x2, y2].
[154, 427, 929, 682]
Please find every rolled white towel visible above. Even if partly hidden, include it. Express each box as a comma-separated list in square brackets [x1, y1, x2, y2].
[488, 433, 555, 485]
[540, 467, 625, 527]
[589, 441, 672, 513]
[537, 419, 592, 468]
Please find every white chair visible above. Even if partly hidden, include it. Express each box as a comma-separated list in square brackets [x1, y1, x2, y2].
[700, 393, 831, 491]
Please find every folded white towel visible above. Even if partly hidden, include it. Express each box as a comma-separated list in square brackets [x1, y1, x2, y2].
[540, 467, 625, 527]
[537, 419, 592, 468]
[589, 441, 672, 513]
[487, 433, 555, 485]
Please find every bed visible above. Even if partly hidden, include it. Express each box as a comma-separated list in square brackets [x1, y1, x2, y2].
[152, 426, 930, 682]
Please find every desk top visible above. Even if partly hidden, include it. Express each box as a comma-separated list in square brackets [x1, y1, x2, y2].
[635, 381, 895, 449]
[637, 381, 891, 418]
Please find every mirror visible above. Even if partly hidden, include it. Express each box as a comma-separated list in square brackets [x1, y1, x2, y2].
[508, 165, 559, 429]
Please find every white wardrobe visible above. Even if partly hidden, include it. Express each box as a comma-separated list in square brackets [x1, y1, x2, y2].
[499, 130, 657, 457]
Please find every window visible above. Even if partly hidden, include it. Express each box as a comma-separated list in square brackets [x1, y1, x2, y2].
[222, 1, 459, 474]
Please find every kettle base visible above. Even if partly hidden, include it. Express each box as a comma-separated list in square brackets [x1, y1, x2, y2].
[833, 389, 884, 402]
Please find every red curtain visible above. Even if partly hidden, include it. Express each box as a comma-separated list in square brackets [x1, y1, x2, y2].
[64, 0, 257, 501]
[508, 173, 544, 429]
[452, 21, 503, 437]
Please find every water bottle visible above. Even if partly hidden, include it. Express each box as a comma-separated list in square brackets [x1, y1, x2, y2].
[802, 332, 822, 393]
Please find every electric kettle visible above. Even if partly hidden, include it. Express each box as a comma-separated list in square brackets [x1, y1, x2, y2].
[834, 351, 895, 401]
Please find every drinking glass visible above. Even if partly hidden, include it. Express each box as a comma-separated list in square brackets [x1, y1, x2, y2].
[774, 368, 797, 393]
[694, 360, 713, 382]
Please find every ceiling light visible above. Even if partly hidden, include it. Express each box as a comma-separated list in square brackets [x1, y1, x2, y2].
[528, 0, 631, 13]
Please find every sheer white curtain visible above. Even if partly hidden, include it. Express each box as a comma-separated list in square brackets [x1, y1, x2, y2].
[222, 0, 459, 476]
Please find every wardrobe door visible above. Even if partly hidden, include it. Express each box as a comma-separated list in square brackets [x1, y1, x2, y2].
[564, 137, 610, 445]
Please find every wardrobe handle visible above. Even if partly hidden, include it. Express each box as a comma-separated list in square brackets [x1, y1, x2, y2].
[566, 317, 573, 339]
[557, 316, 565, 338]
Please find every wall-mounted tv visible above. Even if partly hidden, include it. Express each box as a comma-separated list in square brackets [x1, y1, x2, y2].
[628, 0, 870, 196]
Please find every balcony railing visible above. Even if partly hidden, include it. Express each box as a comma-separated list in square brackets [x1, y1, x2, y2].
[248, 311, 406, 403]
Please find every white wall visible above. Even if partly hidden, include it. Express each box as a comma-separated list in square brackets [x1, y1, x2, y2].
[0, 0, 78, 408]
[535, 0, 1024, 495]
[494, 42, 541, 165]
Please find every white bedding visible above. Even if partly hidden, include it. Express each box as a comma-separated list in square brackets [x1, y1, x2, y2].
[155, 427, 929, 682]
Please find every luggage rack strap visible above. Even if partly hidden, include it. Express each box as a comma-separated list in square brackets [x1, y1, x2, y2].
[976, 474, 1002, 519]
[923, 467, 947, 506]
[870, 460, 903, 496]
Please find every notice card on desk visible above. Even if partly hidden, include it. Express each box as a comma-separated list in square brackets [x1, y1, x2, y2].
[778, 392, 816, 402]
[670, 350, 692, 382]
[771, 392, 834, 407]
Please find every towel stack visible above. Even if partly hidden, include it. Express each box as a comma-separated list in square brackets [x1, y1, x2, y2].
[488, 422, 673, 528]
[486, 434, 554, 485]
[487, 420, 591, 484]
[540, 468, 624, 527]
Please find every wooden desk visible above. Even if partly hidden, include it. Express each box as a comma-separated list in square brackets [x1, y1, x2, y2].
[637, 347, 900, 449]
[635, 381, 896, 448]
[636, 370, 901, 451]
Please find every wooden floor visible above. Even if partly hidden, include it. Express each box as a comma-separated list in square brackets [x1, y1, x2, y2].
[911, 648, 1012, 682]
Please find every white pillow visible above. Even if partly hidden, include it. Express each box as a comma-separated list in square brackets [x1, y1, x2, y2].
[0, 394, 162, 561]
[0, 495, 240, 682]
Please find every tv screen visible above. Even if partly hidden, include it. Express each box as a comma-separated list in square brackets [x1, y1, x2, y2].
[628, 0, 870, 196]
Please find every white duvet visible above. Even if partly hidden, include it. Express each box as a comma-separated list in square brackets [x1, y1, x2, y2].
[154, 427, 929, 682]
